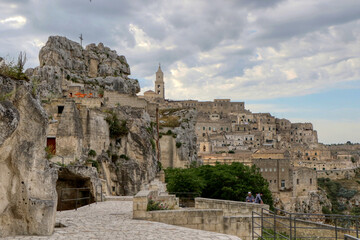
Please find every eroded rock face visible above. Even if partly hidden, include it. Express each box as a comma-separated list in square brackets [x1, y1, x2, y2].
[25, 36, 140, 97]
[99, 106, 158, 196]
[0, 77, 58, 237]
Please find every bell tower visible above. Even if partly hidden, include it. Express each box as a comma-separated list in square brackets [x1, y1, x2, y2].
[155, 63, 165, 99]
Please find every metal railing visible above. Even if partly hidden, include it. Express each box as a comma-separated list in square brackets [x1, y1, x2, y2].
[58, 185, 103, 211]
[169, 192, 200, 208]
[345, 234, 360, 240]
[252, 207, 360, 239]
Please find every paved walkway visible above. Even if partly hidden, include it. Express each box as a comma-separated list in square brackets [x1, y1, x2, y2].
[6, 201, 240, 240]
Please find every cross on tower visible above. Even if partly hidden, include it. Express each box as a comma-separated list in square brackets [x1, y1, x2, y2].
[79, 34, 83, 47]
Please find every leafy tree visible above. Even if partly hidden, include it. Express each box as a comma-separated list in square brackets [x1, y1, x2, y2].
[165, 162, 273, 207]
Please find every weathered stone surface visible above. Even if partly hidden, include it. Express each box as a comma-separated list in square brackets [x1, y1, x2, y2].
[0, 77, 58, 237]
[26, 36, 140, 97]
[99, 106, 158, 196]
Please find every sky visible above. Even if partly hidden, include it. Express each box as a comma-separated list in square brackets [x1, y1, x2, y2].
[0, 0, 359, 144]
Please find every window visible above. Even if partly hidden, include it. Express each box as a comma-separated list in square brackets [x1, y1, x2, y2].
[260, 168, 263, 172]
[203, 146, 206, 152]
[323, 168, 325, 170]
[274, 180, 277, 183]
[226, 128, 229, 131]
[158, 85, 160, 88]
[310, 178, 312, 185]
[209, 127, 211, 130]
[314, 168, 316, 170]
[274, 168, 276, 172]
[281, 180, 285, 188]
[305, 153, 308, 156]
[265, 168, 268, 172]
[315, 152, 317, 155]
[58, 106, 64, 114]
[203, 127, 205, 130]
[281, 168, 284, 172]
[270, 180, 272, 183]
[297, 179, 299, 185]
[269, 168, 272, 172]
[112, 186, 115, 192]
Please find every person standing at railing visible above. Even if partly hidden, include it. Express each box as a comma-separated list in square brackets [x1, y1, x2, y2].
[255, 192, 264, 204]
[246, 192, 255, 203]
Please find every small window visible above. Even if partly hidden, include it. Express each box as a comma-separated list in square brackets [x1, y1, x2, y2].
[310, 178, 312, 185]
[209, 127, 211, 130]
[269, 168, 272, 172]
[274, 168, 276, 172]
[203, 127, 205, 130]
[274, 180, 277, 183]
[297, 179, 299, 185]
[58, 106, 64, 114]
[158, 85, 160, 88]
[281, 180, 285, 188]
[112, 186, 115, 192]
[281, 168, 284, 172]
[260, 168, 263, 172]
[265, 168, 268, 172]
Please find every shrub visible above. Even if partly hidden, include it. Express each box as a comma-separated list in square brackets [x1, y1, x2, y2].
[147, 199, 168, 211]
[45, 146, 54, 160]
[150, 139, 156, 150]
[105, 112, 128, 138]
[120, 154, 130, 160]
[88, 149, 97, 157]
[86, 159, 99, 172]
[176, 142, 182, 148]
[0, 52, 28, 81]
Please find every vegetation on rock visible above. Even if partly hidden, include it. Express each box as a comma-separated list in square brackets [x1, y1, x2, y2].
[0, 52, 28, 81]
[165, 163, 273, 207]
[105, 111, 128, 138]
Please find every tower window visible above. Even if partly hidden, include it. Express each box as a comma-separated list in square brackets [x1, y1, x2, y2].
[158, 85, 160, 88]
[158, 91, 160, 94]
[58, 106, 64, 114]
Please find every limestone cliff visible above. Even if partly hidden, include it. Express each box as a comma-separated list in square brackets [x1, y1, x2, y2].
[98, 106, 158, 196]
[159, 108, 199, 168]
[0, 77, 58, 237]
[25, 36, 140, 97]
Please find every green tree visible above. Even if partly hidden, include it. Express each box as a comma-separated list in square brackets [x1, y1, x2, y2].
[165, 162, 273, 207]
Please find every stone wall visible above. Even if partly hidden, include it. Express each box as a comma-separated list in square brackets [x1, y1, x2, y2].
[104, 91, 147, 109]
[133, 190, 268, 240]
[195, 198, 268, 216]
[317, 168, 358, 180]
[159, 135, 188, 168]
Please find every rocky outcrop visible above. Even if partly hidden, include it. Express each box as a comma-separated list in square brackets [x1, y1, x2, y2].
[25, 36, 140, 97]
[159, 108, 199, 168]
[0, 77, 58, 237]
[98, 106, 158, 196]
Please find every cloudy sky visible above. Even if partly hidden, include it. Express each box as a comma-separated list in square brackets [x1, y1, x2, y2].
[1, 0, 359, 144]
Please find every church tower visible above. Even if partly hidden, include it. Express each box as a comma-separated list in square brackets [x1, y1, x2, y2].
[155, 63, 165, 99]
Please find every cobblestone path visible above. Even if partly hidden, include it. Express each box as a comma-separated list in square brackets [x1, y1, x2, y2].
[5, 201, 240, 240]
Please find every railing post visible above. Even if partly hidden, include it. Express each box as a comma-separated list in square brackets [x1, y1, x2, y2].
[294, 216, 296, 240]
[274, 209, 276, 240]
[334, 217, 338, 240]
[356, 218, 359, 238]
[289, 213, 292, 240]
[59, 189, 63, 212]
[75, 188, 78, 211]
[261, 208, 264, 238]
[252, 211, 254, 240]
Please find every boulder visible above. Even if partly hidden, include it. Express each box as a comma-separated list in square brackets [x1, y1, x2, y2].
[0, 77, 58, 237]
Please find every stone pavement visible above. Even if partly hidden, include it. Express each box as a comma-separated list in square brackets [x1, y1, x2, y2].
[5, 201, 240, 240]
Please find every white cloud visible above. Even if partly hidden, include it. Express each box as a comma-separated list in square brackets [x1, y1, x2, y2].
[0, 16, 26, 28]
